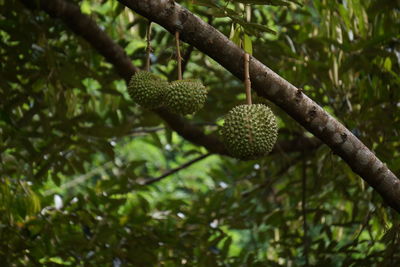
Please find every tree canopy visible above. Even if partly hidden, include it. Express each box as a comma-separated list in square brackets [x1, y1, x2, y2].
[1, 0, 400, 266]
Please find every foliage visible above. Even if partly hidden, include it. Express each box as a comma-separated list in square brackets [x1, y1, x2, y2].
[1, 0, 400, 266]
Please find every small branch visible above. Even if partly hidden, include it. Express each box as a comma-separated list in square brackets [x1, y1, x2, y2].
[175, 31, 182, 80]
[143, 153, 211, 185]
[244, 53, 252, 105]
[43, 161, 114, 196]
[302, 159, 309, 266]
[129, 126, 165, 135]
[145, 21, 152, 72]
[272, 136, 321, 154]
[353, 209, 374, 241]
[241, 155, 304, 198]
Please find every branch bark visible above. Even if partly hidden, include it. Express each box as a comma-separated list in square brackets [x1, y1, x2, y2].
[20, 0, 318, 158]
[21, 0, 139, 81]
[118, 0, 400, 212]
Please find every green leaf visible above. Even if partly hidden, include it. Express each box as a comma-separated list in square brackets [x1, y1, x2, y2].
[206, 8, 228, 17]
[383, 57, 392, 72]
[241, 21, 276, 35]
[338, 4, 351, 30]
[243, 34, 253, 55]
[80, 0, 92, 14]
[230, 25, 242, 47]
[352, 0, 367, 37]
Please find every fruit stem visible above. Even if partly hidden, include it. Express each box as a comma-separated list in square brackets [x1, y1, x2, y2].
[146, 21, 152, 72]
[244, 52, 252, 105]
[175, 31, 182, 80]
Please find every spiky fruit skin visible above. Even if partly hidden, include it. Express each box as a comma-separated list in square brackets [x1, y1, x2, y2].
[165, 79, 207, 115]
[128, 71, 168, 109]
[221, 104, 278, 160]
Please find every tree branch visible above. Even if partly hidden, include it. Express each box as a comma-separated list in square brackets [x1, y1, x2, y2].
[118, 0, 400, 212]
[241, 154, 304, 198]
[20, 0, 226, 155]
[142, 153, 211, 185]
[273, 136, 321, 154]
[21, 0, 139, 81]
[302, 159, 309, 265]
[20, 0, 318, 158]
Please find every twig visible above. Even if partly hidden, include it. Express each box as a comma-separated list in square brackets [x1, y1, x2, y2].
[43, 161, 113, 196]
[129, 127, 165, 135]
[302, 158, 309, 266]
[241, 155, 304, 198]
[352, 209, 374, 241]
[175, 31, 182, 80]
[143, 153, 211, 185]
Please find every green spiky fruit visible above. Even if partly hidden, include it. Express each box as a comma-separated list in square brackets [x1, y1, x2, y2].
[165, 79, 207, 115]
[221, 104, 278, 160]
[128, 71, 168, 109]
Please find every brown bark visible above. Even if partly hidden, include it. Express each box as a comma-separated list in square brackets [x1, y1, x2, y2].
[20, 0, 318, 158]
[117, 0, 400, 212]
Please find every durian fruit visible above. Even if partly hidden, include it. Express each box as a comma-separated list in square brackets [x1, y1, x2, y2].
[128, 71, 168, 109]
[164, 79, 207, 115]
[221, 104, 278, 160]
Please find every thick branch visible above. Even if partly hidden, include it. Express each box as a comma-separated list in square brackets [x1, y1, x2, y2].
[273, 136, 321, 154]
[20, 0, 317, 158]
[155, 107, 227, 154]
[21, 0, 138, 81]
[119, 0, 400, 212]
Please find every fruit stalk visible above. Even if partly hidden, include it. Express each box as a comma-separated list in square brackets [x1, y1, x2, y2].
[175, 31, 182, 80]
[244, 52, 252, 105]
[145, 21, 152, 72]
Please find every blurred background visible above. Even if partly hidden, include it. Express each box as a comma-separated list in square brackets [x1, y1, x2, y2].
[0, 0, 399, 265]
